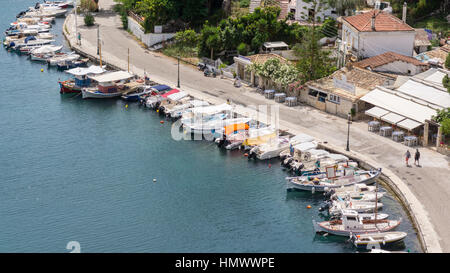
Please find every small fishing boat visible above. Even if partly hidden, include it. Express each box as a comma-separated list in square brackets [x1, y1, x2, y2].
[184, 117, 251, 137]
[81, 71, 137, 99]
[167, 100, 210, 119]
[330, 190, 386, 202]
[121, 84, 152, 101]
[59, 65, 106, 94]
[352, 232, 407, 248]
[30, 52, 64, 62]
[313, 210, 401, 237]
[286, 169, 380, 192]
[56, 58, 89, 70]
[328, 200, 384, 215]
[47, 52, 80, 66]
[30, 44, 62, 55]
[249, 135, 317, 160]
[180, 103, 234, 125]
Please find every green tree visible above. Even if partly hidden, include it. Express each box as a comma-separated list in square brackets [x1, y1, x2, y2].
[443, 74, 450, 94]
[198, 23, 222, 59]
[80, 0, 98, 12]
[294, 0, 337, 83]
[175, 29, 200, 48]
[433, 108, 450, 136]
[237, 42, 249, 55]
[135, 0, 176, 33]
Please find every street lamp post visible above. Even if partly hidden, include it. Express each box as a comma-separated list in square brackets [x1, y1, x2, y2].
[177, 56, 180, 88]
[346, 113, 352, 151]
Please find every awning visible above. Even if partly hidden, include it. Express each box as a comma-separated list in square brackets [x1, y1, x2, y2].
[90, 71, 133, 83]
[191, 103, 233, 115]
[381, 112, 406, 124]
[397, 119, 423, 131]
[224, 123, 249, 135]
[365, 106, 389, 119]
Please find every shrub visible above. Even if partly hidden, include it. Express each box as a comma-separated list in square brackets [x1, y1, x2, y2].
[445, 53, 450, 70]
[84, 13, 95, 26]
[237, 42, 249, 55]
[80, 0, 98, 12]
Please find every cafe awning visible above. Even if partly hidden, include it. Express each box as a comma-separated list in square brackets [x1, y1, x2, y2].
[365, 106, 389, 119]
[381, 112, 406, 124]
[397, 119, 423, 131]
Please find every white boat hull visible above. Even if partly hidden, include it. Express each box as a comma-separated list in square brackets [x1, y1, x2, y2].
[82, 90, 123, 99]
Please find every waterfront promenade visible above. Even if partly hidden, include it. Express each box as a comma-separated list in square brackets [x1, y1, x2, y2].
[64, 1, 448, 252]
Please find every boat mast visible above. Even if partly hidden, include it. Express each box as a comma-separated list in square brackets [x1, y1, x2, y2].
[74, 0, 78, 45]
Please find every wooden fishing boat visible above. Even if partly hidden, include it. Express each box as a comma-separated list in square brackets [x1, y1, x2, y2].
[328, 200, 384, 215]
[313, 210, 401, 237]
[59, 65, 106, 94]
[351, 231, 407, 248]
[81, 71, 137, 99]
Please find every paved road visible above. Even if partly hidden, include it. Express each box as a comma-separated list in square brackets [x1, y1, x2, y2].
[65, 1, 449, 252]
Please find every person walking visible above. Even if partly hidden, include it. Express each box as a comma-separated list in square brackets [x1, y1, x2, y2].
[405, 150, 411, 167]
[414, 149, 421, 166]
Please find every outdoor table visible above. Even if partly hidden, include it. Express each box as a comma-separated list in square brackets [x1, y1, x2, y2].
[274, 93, 286, 103]
[368, 121, 380, 132]
[379, 126, 393, 137]
[404, 135, 418, 147]
[392, 131, 404, 142]
[264, 89, 275, 99]
[285, 96, 297, 107]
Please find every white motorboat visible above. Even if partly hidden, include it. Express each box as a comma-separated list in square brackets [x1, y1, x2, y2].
[286, 169, 380, 192]
[249, 135, 317, 160]
[30, 44, 62, 54]
[352, 231, 407, 248]
[328, 200, 383, 215]
[169, 100, 210, 119]
[313, 210, 401, 237]
[331, 190, 386, 202]
[30, 52, 64, 62]
[47, 52, 80, 66]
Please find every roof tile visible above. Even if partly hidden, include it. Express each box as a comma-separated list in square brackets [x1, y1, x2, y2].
[343, 10, 414, 32]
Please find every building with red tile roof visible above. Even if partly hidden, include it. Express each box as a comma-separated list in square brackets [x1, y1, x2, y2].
[353, 51, 429, 75]
[338, 10, 416, 61]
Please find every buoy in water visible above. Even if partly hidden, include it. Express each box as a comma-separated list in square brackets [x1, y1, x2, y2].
[153, 178, 157, 183]
[268, 163, 272, 168]
[160, 120, 164, 124]
[244, 153, 248, 157]
[156, 109, 159, 113]
[307, 205, 312, 209]
[41, 68, 44, 72]
[125, 104, 128, 108]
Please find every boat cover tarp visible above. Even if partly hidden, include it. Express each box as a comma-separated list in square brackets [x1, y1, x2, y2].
[191, 103, 233, 115]
[167, 91, 187, 101]
[293, 141, 317, 152]
[308, 149, 330, 157]
[190, 100, 209, 107]
[66, 65, 106, 76]
[161, 89, 180, 98]
[243, 128, 276, 146]
[327, 153, 349, 161]
[290, 133, 314, 144]
[89, 71, 134, 83]
[224, 123, 249, 135]
[151, 85, 171, 92]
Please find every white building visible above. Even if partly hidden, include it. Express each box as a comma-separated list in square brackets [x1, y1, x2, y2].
[339, 10, 415, 61]
[353, 51, 429, 75]
[288, 0, 337, 22]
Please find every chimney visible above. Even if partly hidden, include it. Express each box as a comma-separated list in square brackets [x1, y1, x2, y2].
[371, 13, 376, 31]
[402, 2, 407, 23]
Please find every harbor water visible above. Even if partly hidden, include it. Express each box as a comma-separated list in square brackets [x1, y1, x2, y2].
[0, 0, 422, 252]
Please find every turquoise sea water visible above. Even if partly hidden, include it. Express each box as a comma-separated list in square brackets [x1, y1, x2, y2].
[0, 0, 421, 253]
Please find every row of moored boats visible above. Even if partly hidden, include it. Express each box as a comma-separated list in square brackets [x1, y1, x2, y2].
[3, 1, 88, 70]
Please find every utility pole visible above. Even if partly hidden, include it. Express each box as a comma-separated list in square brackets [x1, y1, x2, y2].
[346, 113, 352, 151]
[128, 48, 130, 73]
[97, 26, 100, 55]
[177, 56, 180, 88]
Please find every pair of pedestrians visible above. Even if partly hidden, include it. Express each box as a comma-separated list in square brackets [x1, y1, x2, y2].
[405, 149, 420, 167]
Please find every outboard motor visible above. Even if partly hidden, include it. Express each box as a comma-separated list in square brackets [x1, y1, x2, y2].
[154, 101, 161, 110]
[318, 202, 330, 212]
[35, 2, 40, 9]
[323, 189, 335, 199]
[281, 157, 293, 167]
